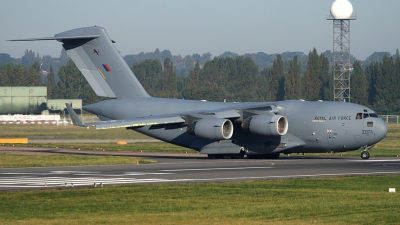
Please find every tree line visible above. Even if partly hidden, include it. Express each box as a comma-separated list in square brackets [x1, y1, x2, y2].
[131, 48, 400, 114]
[0, 48, 399, 114]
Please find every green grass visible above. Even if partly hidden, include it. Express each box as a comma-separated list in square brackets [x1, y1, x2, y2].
[0, 176, 399, 224]
[0, 153, 156, 168]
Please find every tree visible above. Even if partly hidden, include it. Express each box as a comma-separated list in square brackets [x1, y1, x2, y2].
[54, 59, 99, 105]
[0, 63, 42, 86]
[284, 56, 302, 100]
[319, 54, 331, 100]
[374, 56, 397, 111]
[60, 48, 69, 65]
[161, 58, 178, 98]
[0, 53, 15, 66]
[258, 67, 273, 101]
[270, 55, 285, 101]
[182, 56, 259, 101]
[304, 49, 323, 101]
[21, 50, 39, 66]
[221, 57, 258, 101]
[0, 64, 12, 86]
[395, 49, 400, 59]
[350, 61, 368, 105]
[364, 62, 379, 106]
[131, 59, 163, 96]
[46, 66, 56, 99]
[191, 62, 201, 85]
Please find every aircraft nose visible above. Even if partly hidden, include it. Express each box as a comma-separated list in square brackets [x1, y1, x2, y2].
[375, 119, 388, 142]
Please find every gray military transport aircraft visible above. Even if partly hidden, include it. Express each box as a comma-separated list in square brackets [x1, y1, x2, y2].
[10, 26, 388, 159]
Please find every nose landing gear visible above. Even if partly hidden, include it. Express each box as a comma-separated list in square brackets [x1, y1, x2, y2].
[360, 144, 376, 159]
[361, 150, 370, 159]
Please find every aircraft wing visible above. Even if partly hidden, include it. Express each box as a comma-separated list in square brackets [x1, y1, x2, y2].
[66, 102, 278, 130]
[66, 103, 185, 129]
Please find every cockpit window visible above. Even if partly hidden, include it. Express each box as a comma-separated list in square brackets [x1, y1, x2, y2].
[356, 113, 362, 120]
[369, 113, 378, 118]
[363, 113, 369, 118]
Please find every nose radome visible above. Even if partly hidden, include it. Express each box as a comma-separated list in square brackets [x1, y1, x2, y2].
[375, 119, 388, 142]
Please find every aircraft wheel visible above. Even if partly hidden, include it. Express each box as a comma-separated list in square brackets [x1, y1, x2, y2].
[361, 151, 370, 159]
[237, 151, 245, 159]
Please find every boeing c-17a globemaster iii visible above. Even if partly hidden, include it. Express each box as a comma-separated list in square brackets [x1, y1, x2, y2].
[10, 26, 388, 159]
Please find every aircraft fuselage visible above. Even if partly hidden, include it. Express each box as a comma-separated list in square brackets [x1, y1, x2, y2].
[83, 98, 387, 156]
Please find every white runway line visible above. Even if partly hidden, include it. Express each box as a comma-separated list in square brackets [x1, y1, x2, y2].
[162, 167, 273, 172]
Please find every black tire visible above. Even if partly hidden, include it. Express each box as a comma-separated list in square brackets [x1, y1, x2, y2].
[237, 151, 245, 159]
[361, 151, 370, 159]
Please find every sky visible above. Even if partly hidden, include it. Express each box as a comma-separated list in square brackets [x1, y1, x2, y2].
[1, 0, 399, 61]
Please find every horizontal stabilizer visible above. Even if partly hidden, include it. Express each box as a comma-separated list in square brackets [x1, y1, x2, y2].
[65, 103, 89, 127]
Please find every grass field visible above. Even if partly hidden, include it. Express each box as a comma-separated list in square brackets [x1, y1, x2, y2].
[1, 125, 399, 224]
[0, 153, 156, 168]
[0, 175, 399, 224]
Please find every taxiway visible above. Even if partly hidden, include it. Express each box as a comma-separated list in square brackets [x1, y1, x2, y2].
[1, 146, 399, 191]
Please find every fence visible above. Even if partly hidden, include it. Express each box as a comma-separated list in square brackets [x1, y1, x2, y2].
[0, 115, 100, 126]
[379, 115, 399, 124]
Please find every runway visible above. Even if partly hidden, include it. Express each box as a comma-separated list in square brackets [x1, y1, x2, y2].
[1, 146, 400, 191]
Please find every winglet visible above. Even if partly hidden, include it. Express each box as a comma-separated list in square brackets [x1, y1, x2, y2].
[65, 103, 89, 127]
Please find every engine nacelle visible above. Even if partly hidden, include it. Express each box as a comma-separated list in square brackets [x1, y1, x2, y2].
[241, 115, 288, 136]
[187, 118, 234, 140]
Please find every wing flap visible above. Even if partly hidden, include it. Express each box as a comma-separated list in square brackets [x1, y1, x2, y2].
[90, 116, 185, 130]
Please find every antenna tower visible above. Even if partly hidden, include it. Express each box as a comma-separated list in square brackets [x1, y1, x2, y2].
[327, 0, 356, 102]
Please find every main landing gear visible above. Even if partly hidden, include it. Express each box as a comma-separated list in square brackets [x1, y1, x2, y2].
[361, 150, 370, 160]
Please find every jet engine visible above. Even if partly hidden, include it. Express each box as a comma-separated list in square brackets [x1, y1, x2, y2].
[241, 115, 288, 136]
[187, 118, 234, 140]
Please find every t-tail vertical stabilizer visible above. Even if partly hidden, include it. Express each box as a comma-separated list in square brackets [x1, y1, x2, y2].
[10, 26, 150, 99]
[55, 26, 150, 99]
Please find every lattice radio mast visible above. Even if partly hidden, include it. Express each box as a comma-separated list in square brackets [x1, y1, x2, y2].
[327, 0, 356, 102]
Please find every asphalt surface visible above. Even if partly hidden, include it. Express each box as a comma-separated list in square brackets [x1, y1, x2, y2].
[1, 145, 400, 191]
